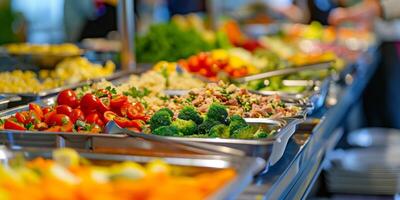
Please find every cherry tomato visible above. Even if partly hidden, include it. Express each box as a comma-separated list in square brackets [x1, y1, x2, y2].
[44, 110, 57, 125]
[42, 107, 53, 115]
[70, 109, 84, 123]
[57, 89, 79, 108]
[4, 120, 26, 131]
[188, 56, 200, 72]
[85, 113, 104, 127]
[80, 93, 99, 113]
[15, 112, 27, 124]
[97, 97, 111, 114]
[44, 126, 61, 132]
[103, 111, 118, 123]
[110, 95, 128, 109]
[56, 105, 73, 116]
[48, 114, 71, 126]
[29, 103, 44, 120]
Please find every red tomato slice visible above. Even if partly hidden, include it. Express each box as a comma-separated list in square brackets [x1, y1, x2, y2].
[29, 103, 44, 120]
[114, 117, 143, 129]
[56, 105, 73, 116]
[15, 112, 27, 124]
[110, 95, 128, 109]
[97, 97, 111, 114]
[126, 103, 146, 120]
[57, 89, 79, 108]
[4, 120, 26, 131]
[70, 109, 84, 123]
[120, 102, 131, 117]
[103, 111, 118, 123]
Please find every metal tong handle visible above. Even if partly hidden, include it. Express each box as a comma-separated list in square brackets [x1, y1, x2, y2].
[234, 60, 334, 83]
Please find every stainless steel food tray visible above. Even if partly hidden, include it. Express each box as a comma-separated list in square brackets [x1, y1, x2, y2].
[255, 77, 332, 114]
[165, 118, 303, 167]
[0, 94, 21, 111]
[0, 69, 137, 105]
[0, 97, 246, 157]
[0, 147, 266, 200]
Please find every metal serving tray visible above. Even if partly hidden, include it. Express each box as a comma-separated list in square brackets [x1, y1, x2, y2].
[0, 94, 21, 111]
[165, 118, 303, 167]
[0, 69, 138, 105]
[0, 97, 247, 157]
[0, 147, 266, 200]
[255, 77, 332, 114]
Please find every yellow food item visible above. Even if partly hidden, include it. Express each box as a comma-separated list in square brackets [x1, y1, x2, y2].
[0, 70, 62, 93]
[0, 57, 115, 93]
[5, 43, 81, 56]
[42, 57, 115, 84]
[0, 149, 236, 200]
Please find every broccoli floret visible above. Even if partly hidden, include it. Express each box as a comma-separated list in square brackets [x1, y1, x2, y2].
[229, 114, 246, 123]
[255, 131, 269, 139]
[171, 118, 197, 136]
[198, 119, 221, 135]
[152, 126, 182, 137]
[158, 108, 174, 117]
[232, 126, 258, 139]
[209, 124, 230, 138]
[149, 110, 172, 131]
[178, 106, 203, 125]
[206, 103, 228, 124]
[228, 115, 248, 135]
[253, 127, 272, 139]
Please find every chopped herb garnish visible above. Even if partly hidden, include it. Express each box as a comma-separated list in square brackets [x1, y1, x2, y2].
[0, 119, 5, 125]
[25, 123, 34, 130]
[105, 86, 117, 95]
[123, 87, 151, 99]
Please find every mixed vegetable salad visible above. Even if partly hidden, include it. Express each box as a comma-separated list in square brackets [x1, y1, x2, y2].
[0, 148, 236, 200]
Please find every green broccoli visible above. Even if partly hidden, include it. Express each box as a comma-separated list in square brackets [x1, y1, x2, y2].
[198, 119, 221, 135]
[149, 110, 172, 131]
[206, 103, 228, 124]
[209, 124, 230, 138]
[171, 118, 197, 136]
[232, 126, 258, 139]
[158, 108, 174, 117]
[253, 127, 270, 139]
[178, 106, 203, 125]
[228, 115, 248, 135]
[152, 126, 182, 137]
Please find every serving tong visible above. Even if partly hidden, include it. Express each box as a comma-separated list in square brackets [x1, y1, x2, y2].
[232, 60, 334, 83]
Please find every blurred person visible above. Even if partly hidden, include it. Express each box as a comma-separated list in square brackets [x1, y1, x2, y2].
[329, 0, 400, 128]
[275, 0, 341, 25]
